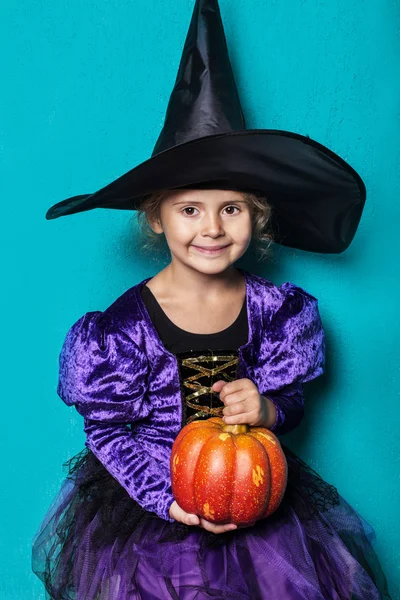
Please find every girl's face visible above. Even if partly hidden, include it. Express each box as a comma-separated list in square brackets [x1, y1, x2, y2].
[149, 188, 253, 275]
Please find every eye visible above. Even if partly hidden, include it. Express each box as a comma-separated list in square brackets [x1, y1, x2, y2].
[223, 205, 240, 215]
[181, 205, 241, 217]
[182, 207, 199, 216]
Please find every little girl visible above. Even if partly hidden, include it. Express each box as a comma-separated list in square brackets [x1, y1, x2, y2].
[32, 1, 393, 598]
[32, 186, 392, 599]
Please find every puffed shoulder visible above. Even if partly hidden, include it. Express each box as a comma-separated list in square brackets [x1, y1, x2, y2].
[57, 311, 151, 422]
[256, 281, 325, 392]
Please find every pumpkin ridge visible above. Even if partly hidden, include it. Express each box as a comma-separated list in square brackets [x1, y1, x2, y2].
[194, 426, 229, 516]
[172, 420, 219, 462]
[248, 432, 271, 451]
[229, 433, 238, 521]
[234, 432, 270, 522]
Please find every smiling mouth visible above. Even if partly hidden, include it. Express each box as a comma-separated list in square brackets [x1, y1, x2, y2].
[192, 244, 230, 254]
[195, 245, 228, 249]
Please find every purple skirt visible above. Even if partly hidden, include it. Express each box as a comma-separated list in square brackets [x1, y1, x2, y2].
[32, 445, 392, 600]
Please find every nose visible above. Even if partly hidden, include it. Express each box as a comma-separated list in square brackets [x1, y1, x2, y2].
[200, 211, 224, 237]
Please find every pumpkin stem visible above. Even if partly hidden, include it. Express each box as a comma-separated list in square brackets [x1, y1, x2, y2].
[222, 424, 249, 434]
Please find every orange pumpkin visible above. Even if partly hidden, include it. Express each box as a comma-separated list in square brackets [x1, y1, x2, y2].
[170, 417, 288, 525]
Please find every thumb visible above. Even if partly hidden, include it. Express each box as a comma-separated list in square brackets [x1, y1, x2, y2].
[174, 501, 200, 526]
[182, 508, 200, 526]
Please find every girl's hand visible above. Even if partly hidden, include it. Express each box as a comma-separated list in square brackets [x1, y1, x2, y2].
[212, 378, 274, 428]
[169, 501, 239, 533]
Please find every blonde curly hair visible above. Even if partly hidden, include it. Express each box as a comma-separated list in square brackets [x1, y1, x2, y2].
[136, 189, 274, 260]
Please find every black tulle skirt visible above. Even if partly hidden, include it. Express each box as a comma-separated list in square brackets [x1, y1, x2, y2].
[32, 444, 392, 599]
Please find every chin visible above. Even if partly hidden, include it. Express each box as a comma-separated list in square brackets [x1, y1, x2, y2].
[189, 260, 239, 274]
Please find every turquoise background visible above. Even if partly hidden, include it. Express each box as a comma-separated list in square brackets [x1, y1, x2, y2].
[1, 0, 399, 597]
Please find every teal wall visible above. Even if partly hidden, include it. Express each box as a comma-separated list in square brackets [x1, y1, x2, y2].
[1, 0, 399, 597]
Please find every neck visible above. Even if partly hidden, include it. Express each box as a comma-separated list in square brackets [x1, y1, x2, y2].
[161, 263, 244, 301]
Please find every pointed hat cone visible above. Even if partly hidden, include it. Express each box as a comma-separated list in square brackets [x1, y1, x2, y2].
[152, 0, 244, 155]
[45, 0, 366, 254]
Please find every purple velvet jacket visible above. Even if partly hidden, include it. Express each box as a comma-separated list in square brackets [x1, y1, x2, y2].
[57, 269, 325, 523]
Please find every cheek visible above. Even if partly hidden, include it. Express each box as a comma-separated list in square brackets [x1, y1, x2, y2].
[163, 218, 194, 243]
[232, 214, 252, 240]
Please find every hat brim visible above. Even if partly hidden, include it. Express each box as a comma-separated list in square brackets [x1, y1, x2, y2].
[46, 129, 366, 253]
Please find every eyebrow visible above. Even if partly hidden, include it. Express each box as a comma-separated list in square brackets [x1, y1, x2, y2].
[172, 199, 247, 206]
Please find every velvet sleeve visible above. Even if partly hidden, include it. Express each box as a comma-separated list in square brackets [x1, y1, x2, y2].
[266, 382, 305, 436]
[257, 282, 325, 435]
[57, 311, 175, 522]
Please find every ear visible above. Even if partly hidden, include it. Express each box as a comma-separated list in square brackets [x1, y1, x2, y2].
[146, 215, 164, 234]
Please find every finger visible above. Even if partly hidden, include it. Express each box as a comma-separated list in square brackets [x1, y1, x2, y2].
[220, 383, 258, 405]
[223, 401, 247, 419]
[186, 513, 200, 526]
[179, 508, 200, 526]
[219, 378, 254, 397]
[222, 390, 250, 406]
[211, 380, 228, 392]
[199, 518, 237, 534]
[223, 410, 258, 425]
[214, 379, 244, 400]
[223, 395, 257, 416]
[173, 502, 200, 526]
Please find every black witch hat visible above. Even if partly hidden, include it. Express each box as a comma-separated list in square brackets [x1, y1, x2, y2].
[46, 0, 366, 253]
